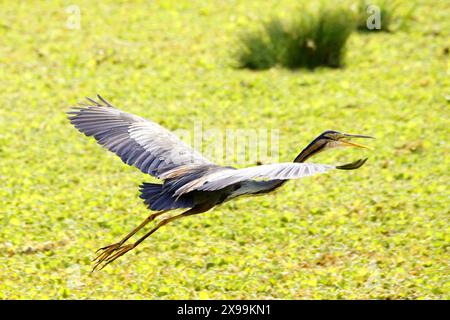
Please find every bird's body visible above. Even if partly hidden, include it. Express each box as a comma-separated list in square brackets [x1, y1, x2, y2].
[68, 95, 373, 270]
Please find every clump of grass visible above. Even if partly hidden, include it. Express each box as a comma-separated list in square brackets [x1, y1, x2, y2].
[285, 7, 355, 69]
[236, 6, 354, 70]
[354, 0, 398, 32]
[235, 25, 278, 70]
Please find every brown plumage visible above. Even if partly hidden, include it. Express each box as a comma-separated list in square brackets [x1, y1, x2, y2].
[67, 95, 373, 271]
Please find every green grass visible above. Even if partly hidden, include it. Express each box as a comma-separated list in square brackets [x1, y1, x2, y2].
[236, 6, 354, 69]
[354, 0, 415, 32]
[354, 0, 396, 32]
[0, 0, 449, 299]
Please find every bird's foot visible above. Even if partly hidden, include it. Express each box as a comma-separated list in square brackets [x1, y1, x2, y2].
[93, 242, 120, 262]
[92, 243, 135, 271]
[95, 242, 121, 254]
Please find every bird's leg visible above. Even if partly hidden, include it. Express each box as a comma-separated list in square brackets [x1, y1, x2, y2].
[94, 205, 210, 271]
[92, 210, 168, 269]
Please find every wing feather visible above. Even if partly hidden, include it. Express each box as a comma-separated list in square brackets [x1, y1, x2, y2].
[68, 95, 212, 178]
[165, 162, 335, 196]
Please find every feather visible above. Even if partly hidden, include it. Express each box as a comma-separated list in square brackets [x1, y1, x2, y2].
[68, 96, 212, 178]
[172, 162, 335, 196]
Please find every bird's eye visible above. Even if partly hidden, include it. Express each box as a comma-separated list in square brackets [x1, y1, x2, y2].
[324, 133, 338, 140]
[331, 133, 345, 140]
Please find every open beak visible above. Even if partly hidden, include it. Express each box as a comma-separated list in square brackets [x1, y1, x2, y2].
[339, 133, 375, 150]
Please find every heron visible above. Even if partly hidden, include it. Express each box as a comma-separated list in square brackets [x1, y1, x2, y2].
[68, 95, 373, 271]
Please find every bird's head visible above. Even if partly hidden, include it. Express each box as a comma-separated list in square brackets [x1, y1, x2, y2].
[295, 130, 374, 162]
[318, 130, 374, 150]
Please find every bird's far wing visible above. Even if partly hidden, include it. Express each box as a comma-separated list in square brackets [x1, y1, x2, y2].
[169, 162, 336, 196]
[68, 95, 212, 178]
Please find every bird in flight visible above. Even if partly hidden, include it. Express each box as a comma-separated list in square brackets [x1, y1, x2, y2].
[68, 95, 373, 271]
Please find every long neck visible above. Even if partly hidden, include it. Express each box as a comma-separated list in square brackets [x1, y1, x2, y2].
[293, 139, 325, 163]
[262, 137, 326, 191]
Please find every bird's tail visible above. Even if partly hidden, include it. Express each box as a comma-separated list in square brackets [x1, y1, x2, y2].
[139, 182, 194, 211]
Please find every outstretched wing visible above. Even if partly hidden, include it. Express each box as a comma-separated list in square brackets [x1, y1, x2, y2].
[68, 95, 212, 178]
[167, 158, 367, 196]
[166, 162, 332, 196]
